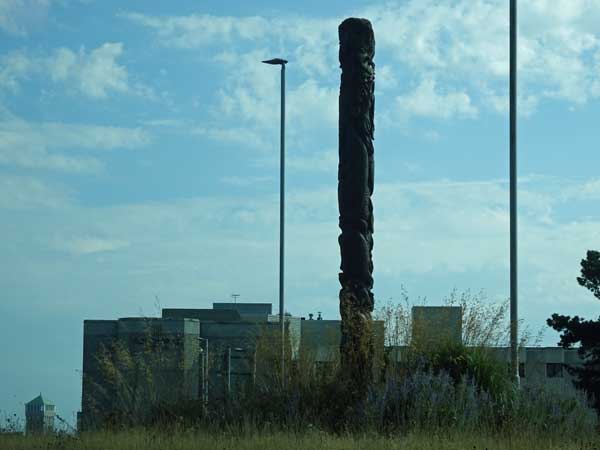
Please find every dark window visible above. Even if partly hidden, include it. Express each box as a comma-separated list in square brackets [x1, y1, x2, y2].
[546, 363, 563, 378]
[519, 362, 525, 378]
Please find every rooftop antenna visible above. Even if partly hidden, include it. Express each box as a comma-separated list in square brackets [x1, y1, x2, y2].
[231, 294, 240, 304]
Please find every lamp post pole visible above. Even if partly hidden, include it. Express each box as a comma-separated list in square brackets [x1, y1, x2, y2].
[198, 337, 208, 404]
[262, 58, 288, 385]
[509, 0, 519, 385]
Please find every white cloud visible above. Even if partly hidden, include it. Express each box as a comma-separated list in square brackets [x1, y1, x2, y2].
[220, 175, 274, 187]
[0, 111, 151, 173]
[139, 118, 187, 128]
[287, 148, 337, 173]
[40, 122, 151, 150]
[364, 1, 508, 77]
[0, 51, 32, 91]
[76, 43, 129, 98]
[0, 146, 102, 173]
[122, 11, 341, 82]
[0, 174, 72, 209]
[365, 0, 600, 110]
[560, 177, 600, 201]
[0, 0, 50, 36]
[199, 50, 339, 153]
[49, 47, 77, 82]
[376, 65, 398, 90]
[54, 236, 129, 255]
[395, 78, 477, 120]
[120, 12, 270, 49]
[4, 174, 599, 312]
[288, 79, 338, 128]
[2, 174, 599, 352]
[193, 125, 271, 151]
[0, 43, 154, 99]
[123, 1, 600, 117]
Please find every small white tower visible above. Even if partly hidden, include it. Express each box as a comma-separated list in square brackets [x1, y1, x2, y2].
[25, 393, 55, 434]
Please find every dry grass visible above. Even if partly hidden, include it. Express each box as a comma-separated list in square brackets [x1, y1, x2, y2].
[1, 429, 599, 450]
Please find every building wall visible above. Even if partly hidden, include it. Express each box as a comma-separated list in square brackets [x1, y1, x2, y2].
[81, 317, 200, 430]
[525, 347, 581, 388]
[300, 320, 341, 362]
[81, 320, 118, 430]
[213, 303, 272, 322]
[199, 321, 265, 399]
[268, 315, 301, 359]
[299, 319, 385, 363]
[411, 306, 462, 347]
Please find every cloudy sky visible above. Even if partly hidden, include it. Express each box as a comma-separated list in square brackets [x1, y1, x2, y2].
[1, 0, 600, 427]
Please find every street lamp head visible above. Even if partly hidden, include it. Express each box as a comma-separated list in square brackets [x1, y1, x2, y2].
[262, 58, 288, 65]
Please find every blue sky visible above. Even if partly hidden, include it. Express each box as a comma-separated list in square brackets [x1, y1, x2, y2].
[1, 0, 600, 428]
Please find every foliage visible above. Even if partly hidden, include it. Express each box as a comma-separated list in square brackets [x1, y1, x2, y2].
[0, 411, 23, 434]
[511, 382, 598, 436]
[547, 249, 600, 413]
[547, 313, 600, 412]
[577, 250, 600, 300]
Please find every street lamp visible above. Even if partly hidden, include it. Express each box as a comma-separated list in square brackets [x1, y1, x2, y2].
[198, 337, 209, 404]
[262, 57, 287, 385]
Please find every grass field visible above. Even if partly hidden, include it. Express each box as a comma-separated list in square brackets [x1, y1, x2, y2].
[1, 429, 599, 450]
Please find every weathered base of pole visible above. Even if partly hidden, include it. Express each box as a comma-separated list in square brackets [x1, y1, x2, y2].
[339, 278, 374, 404]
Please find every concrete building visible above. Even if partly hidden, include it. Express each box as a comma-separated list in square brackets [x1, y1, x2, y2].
[80, 317, 200, 430]
[25, 394, 55, 434]
[81, 303, 292, 429]
[163, 302, 285, 397]
[81, 303, 584, 429]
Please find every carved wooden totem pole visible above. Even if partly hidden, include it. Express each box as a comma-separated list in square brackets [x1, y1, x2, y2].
[338, 17, 375, 401]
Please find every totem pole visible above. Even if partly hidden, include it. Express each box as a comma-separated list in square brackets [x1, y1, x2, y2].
[338, 18, 375, 401]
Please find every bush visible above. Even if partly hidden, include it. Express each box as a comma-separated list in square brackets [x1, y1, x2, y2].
[510, 381, 598, 436]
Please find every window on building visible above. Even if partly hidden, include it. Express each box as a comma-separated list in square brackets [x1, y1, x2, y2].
[546, 363, 563, 378]
[519, 362, 525, 378]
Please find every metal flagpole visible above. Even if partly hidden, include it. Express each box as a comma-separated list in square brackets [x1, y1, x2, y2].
[509, 0, 519, 385]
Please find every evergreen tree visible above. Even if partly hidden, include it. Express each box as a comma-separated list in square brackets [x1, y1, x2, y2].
[547, 250, 600, 413]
